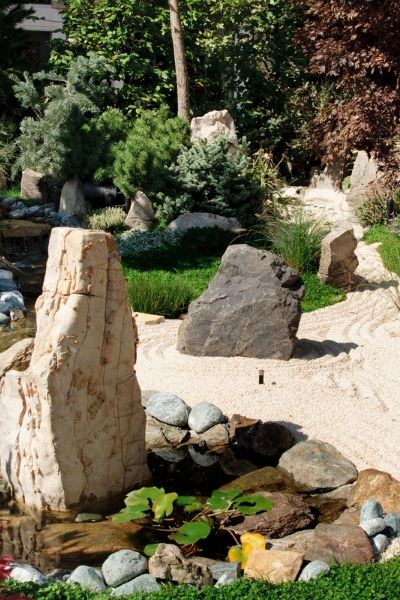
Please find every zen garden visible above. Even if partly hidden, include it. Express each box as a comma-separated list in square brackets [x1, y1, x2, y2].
[1, 1, 400, 599]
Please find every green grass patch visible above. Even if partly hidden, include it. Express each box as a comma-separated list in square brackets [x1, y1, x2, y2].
[123, 258, 220, 318]
[364, 224, 400, 276]
[301, 273, 346, 313]
[4, 557, 400, 599]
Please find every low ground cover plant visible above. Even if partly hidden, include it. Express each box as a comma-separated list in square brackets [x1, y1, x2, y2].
[4, 557, 400, 599]
[85, 207, 126, 234]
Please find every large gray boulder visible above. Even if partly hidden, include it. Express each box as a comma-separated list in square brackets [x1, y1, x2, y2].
[59, 178, 87, 217]
[168, 212, 241, 233]
[177, 245, 304, 360]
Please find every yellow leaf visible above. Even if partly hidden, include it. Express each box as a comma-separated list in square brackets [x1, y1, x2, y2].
[227, 546, 243, 563]
[240, 532, 266, 549]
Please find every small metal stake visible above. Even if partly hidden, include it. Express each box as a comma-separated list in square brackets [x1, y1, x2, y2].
[258, 369, 265, 385]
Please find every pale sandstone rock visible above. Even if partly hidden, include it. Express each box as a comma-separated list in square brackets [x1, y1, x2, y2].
[348, 469, 400, 514]
[0, 338, 34, 385]
[148, 544, 213, 586]
[0, 228, 148, 511]
[190, 110, 239, 153]
[244, 549, 303, 583]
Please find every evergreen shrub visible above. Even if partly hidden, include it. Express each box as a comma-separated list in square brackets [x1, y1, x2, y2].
[113, 106, 190, 200]
[155, 137, 263, 226]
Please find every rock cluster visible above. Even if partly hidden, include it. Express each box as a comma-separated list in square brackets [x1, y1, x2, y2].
[0, 195, 80, 227]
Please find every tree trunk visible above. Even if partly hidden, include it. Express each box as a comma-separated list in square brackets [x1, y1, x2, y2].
[168, 0, 190, 122]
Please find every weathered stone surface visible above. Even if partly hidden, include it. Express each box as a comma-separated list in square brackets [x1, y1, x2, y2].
[148, 544, 213, 586]
[309, 160, 344, 191]
[298, 560, 330, 581]
[269, 530, 315, 555]
[0, 338, 34, 383]
[360, 518, 386, 536]
[112, 574, 160, 596]
[318, 222, 359, 289]
[153, 447, 188, 462]
[220, 466, 295, 494]
[59, 178, 87, 217]
[384, 513, 400, 538]
[188, 402, 225, 433]
[0, 219, 51, 238]
[304, 523, 374, 565]
[74, 513, 103, 523]
[189, 423, 229, 450]
[230, 492, 315, 538]
[188, 446, 219, 467]
[278, 440, 358, 492]
[348, 469, 400, 514]
[145, 415, 189, 449]
[244, 549, 304, 583]
[168, 212, 241, 232]
[146, 392, 190, 427]
[20, 169, 48, 203]
[360, 500, 383, 522]
[10, 564, 47, 584]
[371, 534, 389, 555]
[102, 550, 147, 587]
[0, 228, 148, 510]
[134, 312, 165, 325]
[68, 565, 106, 592]
[190, 109, 239, 153]
[178, 245, 304, 359]
[125, 191, 155, 231]
[348, 151, 380, 205]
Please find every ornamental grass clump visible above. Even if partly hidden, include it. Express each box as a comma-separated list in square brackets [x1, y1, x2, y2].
[267, 211, 329, 273]
[84, 206, 126, 234]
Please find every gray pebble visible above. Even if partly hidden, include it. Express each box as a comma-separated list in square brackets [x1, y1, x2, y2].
[360, 517, 386, 536]
[0, 312, 10, 325]
[371, 533, 389, 555]
[188, 402, 225, 434]
[146, 392, 189, 427]
[0, 270, 13, 280]
[188, 446, 219, 467]
[111, 573, 160, 596]
[360, 500, 383, 522]
[68, 565, 106, 592]
[384, 513, 400, 538]
[10, 564, 47, 584]
[0, 280, 18, 292]
[298, 560, 330, 581]
[102, 549, 147, 587]
[74, 512, 103, 523]
[215, 572, 239, 587]
[9, 209, 26, 219]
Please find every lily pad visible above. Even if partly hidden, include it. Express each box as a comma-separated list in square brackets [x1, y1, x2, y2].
[208, 489, 242, 510]
[153, 492, 178, 522]
[234, 494, 273, 516]
[144, 543, 159, 557]
[172, 520, 212, 545]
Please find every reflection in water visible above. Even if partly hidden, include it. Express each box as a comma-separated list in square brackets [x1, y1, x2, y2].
[0, 509, 143, 573]
[0, 305, 36, 353]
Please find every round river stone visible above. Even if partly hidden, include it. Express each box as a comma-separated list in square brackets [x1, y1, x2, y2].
[146, 392, 189, 427]
[188, 402, 225, 433]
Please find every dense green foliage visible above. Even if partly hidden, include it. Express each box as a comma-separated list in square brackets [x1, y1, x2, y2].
[364, 224, 400, 276]
[50, 0, 304, 146]
[0, 0, 33, 114]
[13, 54, 116, 184]
[266, 211, 329, 273]
[156, 137, 263, 225]
[113, 106, 190, 200]
[5, 557, 400, 599]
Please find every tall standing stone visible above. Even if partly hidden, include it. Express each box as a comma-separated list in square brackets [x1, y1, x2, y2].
[177, 245, 304, 359]
[0, 228, 148, 511]
[318, 222, 359, 289]
[20, 170, 48, 203]
[190, 109, 239, 154]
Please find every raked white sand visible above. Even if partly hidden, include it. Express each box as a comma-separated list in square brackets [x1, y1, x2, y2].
[135, 238, 400, 479]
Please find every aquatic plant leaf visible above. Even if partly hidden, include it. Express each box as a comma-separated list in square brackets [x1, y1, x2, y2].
[183, 501, 205, 513]
[144, 543, 159, 557]
[126, 486, 165, 502]
[233, 494, 273, 515]
[153, 492, 178, 522]
[112, 510, 147, 523]
[208, 489, 242, 510]
[175, 495, 196, 507]
[172, 520, 211, 545]
[227, 546, 243, 564]
[124, 497, 150, 511]
[227, 532, 266, 568]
